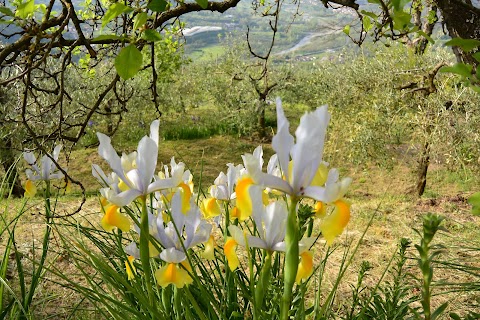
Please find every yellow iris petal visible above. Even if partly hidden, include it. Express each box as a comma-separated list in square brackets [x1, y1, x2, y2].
[262, 190, 270, 206]
[319, 200, 351, 245]
[200, 198, 221, 218]
[125, 256, 136, 280]
[179, 182, 192, 214]
[24, 180, 37, 198]
[155, 263, 193, 288]
[101, 205, 131, 232]
[118, 180, 130, 192]
[161, 211, 171, 223]
[149, 241, 160, 257]
[235, 177, 254, 221]
[203, 235, 216, 260]
[296, 251, 314, 284]
[224, 237, 239, 271]
[100, 196, 109, 208]
[314, 201, 326, 218]
[231, 207, 241, 220]
[310, 163, 329, 187]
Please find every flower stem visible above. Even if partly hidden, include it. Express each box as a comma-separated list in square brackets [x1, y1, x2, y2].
[139, 197, 155, 309]
[254, 251, 272, 319]
[280, 198, 299, 320]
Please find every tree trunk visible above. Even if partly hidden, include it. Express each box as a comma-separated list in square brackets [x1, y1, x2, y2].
[416, 141, 430, 197]
[435, 0, 480, 66]
[257, 101, 266, 139]
[1, 137, 23, 197]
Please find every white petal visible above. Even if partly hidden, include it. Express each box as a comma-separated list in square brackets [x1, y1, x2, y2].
[156, 215, 177, 249]
[299, 236, 316, 253]
[149, 120, 160, 147]
[272, 242, 286, 252]
[160, 247, 186, 263]
[97, 133, 129, 186]
[23, 151, 36, 165]
[228, 225, 246, 247]
[108, 189, 142, 207]
[147, 178, 177, 194]
[92, 164, 109, 187]
[303, 185, 327, 202]
[264, 201, 287, 248]
[243, 154, 292, 194]
[252, 145, 264, 170]
[52, 145, 62, 161]
[246, 235, 267, 250]
[291, 106, 330, 192]
[272, 98, 294, 180]
[136, 137, 158, 194]
[125, 242, 140, 259]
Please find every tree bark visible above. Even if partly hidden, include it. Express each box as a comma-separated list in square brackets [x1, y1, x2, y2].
[416, 141, 430, 197]
[435, 0, 480, 65]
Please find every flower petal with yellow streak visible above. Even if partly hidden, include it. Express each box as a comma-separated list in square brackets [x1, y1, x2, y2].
[101, 205, 131, 232]
[200, 198, 221, 218]
[224, 237, 239, 271]
[125, 256, 136, 280]
[295, 251, 314, 283]
[203, 235, 216, 260]
[155, 263, 193, 288]
[179, 182, 192, 214]
[314, 201, 326, 218]
[319, 200, 351, 245]
[24, 180, 37, 198]
[235, 177, 254, 220]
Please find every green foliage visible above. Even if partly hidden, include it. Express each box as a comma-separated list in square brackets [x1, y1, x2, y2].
[102, 3, 133, 28]
[412, 213, 447, 320]
[467, 192, 480, 216]
[14, 0, 34, 19]
[115, 45, 143, 80]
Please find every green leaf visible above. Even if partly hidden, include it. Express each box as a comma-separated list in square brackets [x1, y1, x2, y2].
[417, 30, 434, 44]
[360, 10, 377, 19]
[15, 0, 34, 19]
[440, 63, 473, 79]
[467, 192, 480, 215]
[470, 85, 480, 94]
[194, 0, 208, 9]
[147, 0, 167, 13]
[133, 12, 148, 31]
[0, 6, 14, 16]
[343, 24, 350, 36]
[142, 29, 162, 42]
[445, 37, 480, 52]
[102, 3, 133, 28]
[449, 313, 461, 320]
[392, 0, 409, 10]
[392, 10, 412, 31]
[92, 34, 124, 41]
[367, 0, 381, 4]
[362, 16, 372, 32]
[473, 52, 480, 62]
[115, 45, 143, 80]
[431, 302, 448, 320]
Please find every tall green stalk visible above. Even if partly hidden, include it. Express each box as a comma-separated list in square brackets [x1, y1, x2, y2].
[254, 251, 272, 319]
[139, 197, 155, 310]
[23, 181, 52, 318]
[280, 198, 299, 320]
